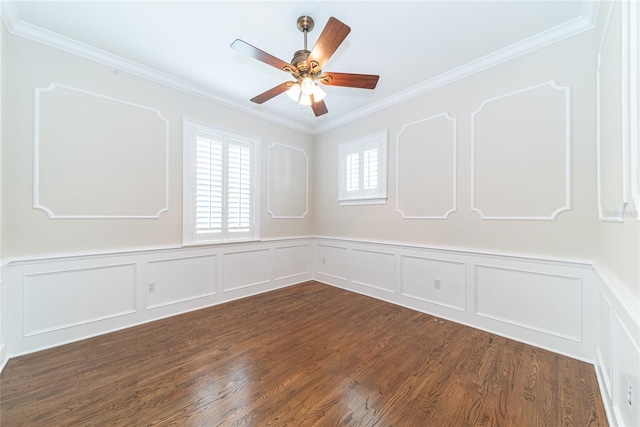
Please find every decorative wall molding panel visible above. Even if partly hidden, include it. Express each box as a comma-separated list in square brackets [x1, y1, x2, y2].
[34, 83, 169, 219]
[274, 245, 310, 280]
[594, 264, 640, 427]
[629, 0, 639, 220]
[396, 113, 457, 219]
[471, 81, 572, 220]
[350, 249, 395, 293]
[267, 142, 309, 219]
[222, 249, 272, 292]
[315, 244, 348, 281]
[400, 255, 466, 311]
[313, 237, 596, 362]
[597, 2, 630, 222]
[23, 264, 137, 336]
[474, 265, 582, 341]
[3, 238, 312, 357]
[146, 255, 216, 309]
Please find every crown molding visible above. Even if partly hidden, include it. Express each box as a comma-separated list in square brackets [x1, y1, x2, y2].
[314, 13, 595, 135]
[0, 0, 21, 30]
[581, 0, 600, 27]
[3, 0, 596, 136]
[2, 2, 314, 135]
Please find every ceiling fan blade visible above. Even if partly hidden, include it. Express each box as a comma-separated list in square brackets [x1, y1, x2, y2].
[250, 82, 294, 104]
[311, 96, 328, 116]
[307, 17, 351, 72]
[321, 72, 379, 89]
[231, 39, 293, 73]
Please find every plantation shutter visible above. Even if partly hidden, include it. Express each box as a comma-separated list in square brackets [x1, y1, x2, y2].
[343, 145, 380, 199]
[337, 130, 387, 205]
[193, 131, 253, 242]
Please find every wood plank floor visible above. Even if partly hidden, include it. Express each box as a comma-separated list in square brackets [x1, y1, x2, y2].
[1, 281, 607, 426]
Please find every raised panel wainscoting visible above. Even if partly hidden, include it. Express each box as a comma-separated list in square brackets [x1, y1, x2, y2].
[313, 237, 597, 362]
[594, 263, 640, 427]
[0, 237, 637, 427]
[3, 238, 312, 357]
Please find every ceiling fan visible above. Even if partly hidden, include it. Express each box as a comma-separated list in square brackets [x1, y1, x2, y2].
[231, 16, 379, 117]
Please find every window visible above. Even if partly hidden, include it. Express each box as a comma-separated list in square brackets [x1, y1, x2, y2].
[183, 118, 259, 244]
[338, 130, 388, 205]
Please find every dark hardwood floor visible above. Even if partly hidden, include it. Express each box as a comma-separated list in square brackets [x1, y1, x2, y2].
[1, 281, 607, 426]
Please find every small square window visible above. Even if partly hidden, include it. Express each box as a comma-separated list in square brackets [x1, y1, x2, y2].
[338, 130, 388, 205]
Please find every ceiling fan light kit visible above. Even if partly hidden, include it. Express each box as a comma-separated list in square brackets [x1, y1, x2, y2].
[231, 15, 379, 117]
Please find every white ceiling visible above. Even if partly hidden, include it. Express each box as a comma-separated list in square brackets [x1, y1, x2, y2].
[3, 1, 596, 134]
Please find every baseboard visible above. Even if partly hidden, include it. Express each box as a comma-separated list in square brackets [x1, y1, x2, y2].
[0, 342, 7, 374]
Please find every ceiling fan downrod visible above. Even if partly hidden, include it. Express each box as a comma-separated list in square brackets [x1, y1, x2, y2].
[291, 16, 315, 76]
[297, 15, 314, 50]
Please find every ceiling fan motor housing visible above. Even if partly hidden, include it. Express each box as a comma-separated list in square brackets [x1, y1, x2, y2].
[291, 49, 311, 74]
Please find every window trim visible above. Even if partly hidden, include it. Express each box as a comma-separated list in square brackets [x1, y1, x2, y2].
[182, 117, 260, 246]
[337, 130, 388, 206]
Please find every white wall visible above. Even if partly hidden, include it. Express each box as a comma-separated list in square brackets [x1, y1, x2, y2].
[313, 30, 597, 261]
[2, 32, 314, 260]
[0, 18, 6, 371]
[593, 3, 640, 426]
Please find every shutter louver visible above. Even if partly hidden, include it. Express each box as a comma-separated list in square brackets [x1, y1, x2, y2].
[346, 152, 360, 192]
[363, 148, 378, 190]
[195, 133, 223, 236]
[227, 140, 252, 233]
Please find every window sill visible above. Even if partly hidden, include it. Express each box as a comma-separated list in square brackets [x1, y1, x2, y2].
[337, 197, 387, 206]
[182, 238, 260, 248]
